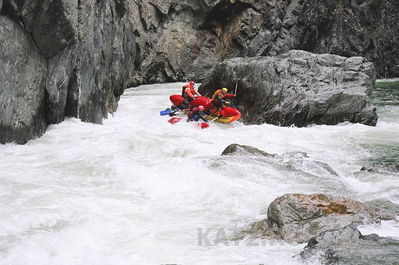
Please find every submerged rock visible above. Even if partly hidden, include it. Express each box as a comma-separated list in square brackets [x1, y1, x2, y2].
[245, 193, 396, 243]
[221, 144, 276, 157]
[219, 144, 348, 195]
[200, 50, 378, 127]
[300, 225, 399, 265]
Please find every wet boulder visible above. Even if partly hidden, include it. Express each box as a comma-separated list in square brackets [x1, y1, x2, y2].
[199, 50, 378, 127]
[245, 193, 396, 243]
[221, 144, 276, 157]
[300, 224, 399, 265]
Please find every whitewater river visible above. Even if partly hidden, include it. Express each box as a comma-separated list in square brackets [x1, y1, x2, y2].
[0, 81, 398, 265]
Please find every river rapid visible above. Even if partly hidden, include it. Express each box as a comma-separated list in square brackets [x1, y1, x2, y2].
[0, 81, 398, 265]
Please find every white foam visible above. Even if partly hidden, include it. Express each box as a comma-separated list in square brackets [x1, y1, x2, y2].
[0, 82, 398, 264]
[358, 220, 399, 239]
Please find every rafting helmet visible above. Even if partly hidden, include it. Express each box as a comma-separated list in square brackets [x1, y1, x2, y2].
[189, 81, 195, 87]
[198, 105, 205, 111]
[222, 88, 228, 93]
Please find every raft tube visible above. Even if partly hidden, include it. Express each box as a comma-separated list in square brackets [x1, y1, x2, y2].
[169, 95, 212, 108]
[204, 107, 241, 124]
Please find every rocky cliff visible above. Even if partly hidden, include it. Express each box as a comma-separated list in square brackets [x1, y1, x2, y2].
[1, 0, 398, 143]
[0, 0, 135, 143]
[128, 0, 399, 84]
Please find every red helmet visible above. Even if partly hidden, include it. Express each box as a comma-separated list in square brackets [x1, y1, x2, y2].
[189, 81, 195, 87]
[198, 105, 205, 111]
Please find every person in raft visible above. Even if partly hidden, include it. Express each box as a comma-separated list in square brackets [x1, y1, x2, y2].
[182, 81, 201, 108]
[187, 105, 208, 122]
[210, 87, 236, 116]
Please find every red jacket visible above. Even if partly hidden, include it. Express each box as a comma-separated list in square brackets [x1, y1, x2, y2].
[183, 83, 201, 99]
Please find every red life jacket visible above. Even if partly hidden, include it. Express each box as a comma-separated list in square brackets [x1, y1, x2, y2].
[181, 82, 194, 96]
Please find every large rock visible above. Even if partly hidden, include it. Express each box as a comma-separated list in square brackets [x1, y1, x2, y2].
[245, 193, 396, 243]
[301, 225, 399, 265]
[127, 0, 398, 84]
[199, 50, 378, 127]
[0, 0, 136, 143]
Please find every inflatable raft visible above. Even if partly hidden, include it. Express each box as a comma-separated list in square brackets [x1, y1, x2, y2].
[169, 95, 241, 124]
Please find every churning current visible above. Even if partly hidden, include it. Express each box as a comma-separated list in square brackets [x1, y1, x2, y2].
[0, 81, 398, 265]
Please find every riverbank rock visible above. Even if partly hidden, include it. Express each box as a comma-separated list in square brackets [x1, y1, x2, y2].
[199, 50, 378, 127]
[128, 0, 398, 84]
[0, 0, 135, 143]
[245, 194, 396, 243]
[300, 224, 399, 265]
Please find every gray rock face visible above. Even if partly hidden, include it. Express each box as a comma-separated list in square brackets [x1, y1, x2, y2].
[0, 16, 47, 144]
[245, 193, 396, 243]
[128, 0, 398, 84]
[199, 50, 378, 127]
[0, 0, 135, 143]
[301, 225, 399, 265]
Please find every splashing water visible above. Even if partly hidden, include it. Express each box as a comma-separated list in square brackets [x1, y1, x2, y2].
[0, 82, 398, 265]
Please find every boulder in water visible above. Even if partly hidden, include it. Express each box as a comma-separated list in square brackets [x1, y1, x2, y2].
[221, 144, 276, 157]
[244, 193, 396, 243]
[199, 50, 378, 127]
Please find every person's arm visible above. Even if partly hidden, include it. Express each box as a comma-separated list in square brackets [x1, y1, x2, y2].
[225, 93, 235, 99]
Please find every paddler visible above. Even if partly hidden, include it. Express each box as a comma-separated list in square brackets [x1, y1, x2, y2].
[210, 88, 235, 116]
[182, 81, 201, 108]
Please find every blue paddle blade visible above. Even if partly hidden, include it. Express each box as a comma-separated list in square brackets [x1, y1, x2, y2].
[160, 110, 171, 116]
